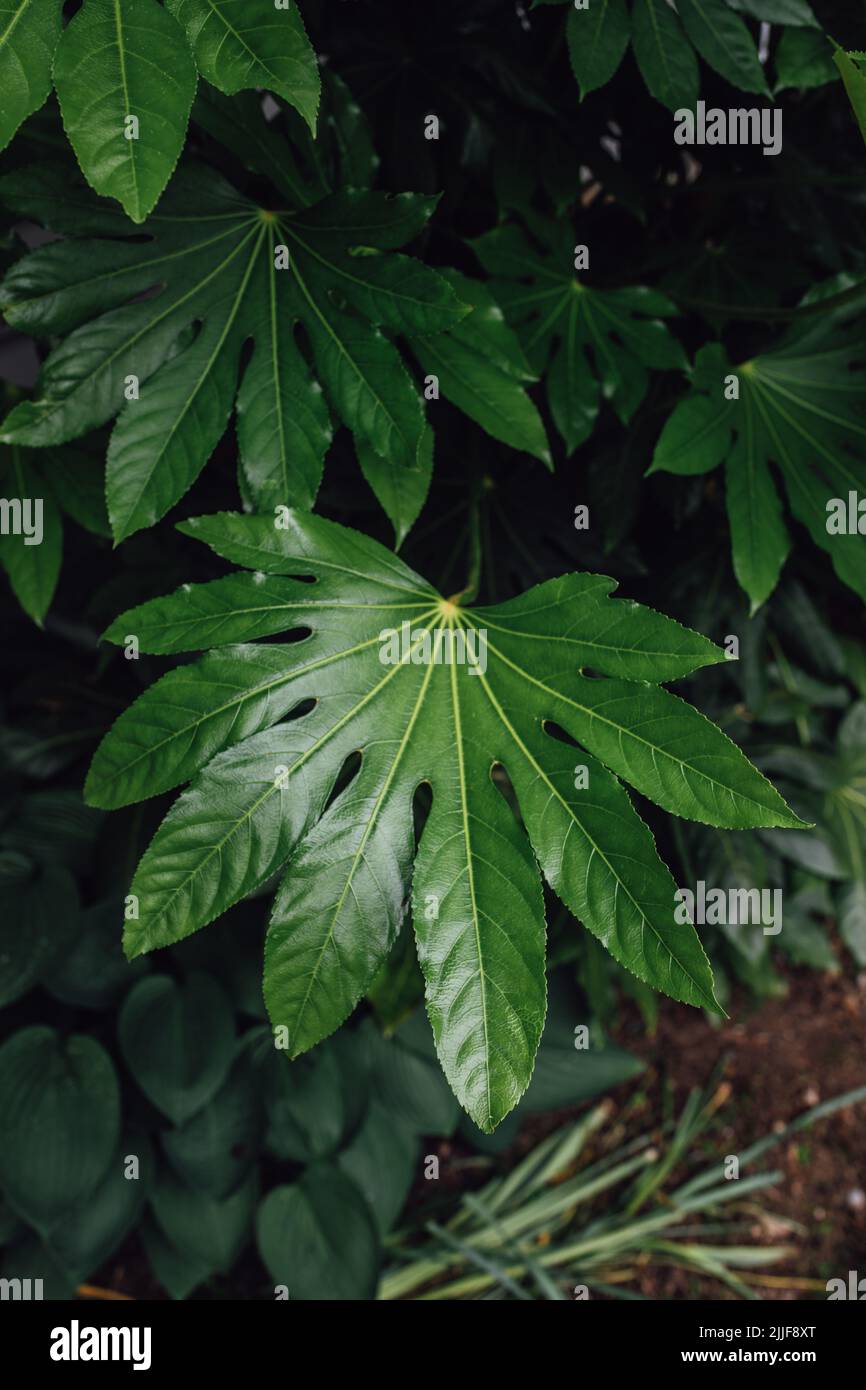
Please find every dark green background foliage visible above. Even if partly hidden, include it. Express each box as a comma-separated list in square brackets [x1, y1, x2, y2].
[1, 0, 865, 1297]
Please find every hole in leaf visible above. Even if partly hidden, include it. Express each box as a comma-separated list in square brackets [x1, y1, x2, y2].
[542, 720, 579, 749]
[321, 749, 363, 815]
[489, 760, 526, 832]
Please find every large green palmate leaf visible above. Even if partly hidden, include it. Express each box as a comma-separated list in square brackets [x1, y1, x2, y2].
[471, 214, 686, 456]
[0, 162, 467, 541]
[84, 510, 804, 1129]
[649, 304, 866, 612]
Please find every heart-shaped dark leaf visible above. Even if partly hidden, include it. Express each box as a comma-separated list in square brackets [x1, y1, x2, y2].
[0, 1027, 120, 1231]
[257, 1166, 379, 1300]
[118, 972, 236, 1124]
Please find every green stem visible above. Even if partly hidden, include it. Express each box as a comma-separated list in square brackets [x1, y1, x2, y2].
[449, 490, 482, 606]
[768, 634, 810, 746]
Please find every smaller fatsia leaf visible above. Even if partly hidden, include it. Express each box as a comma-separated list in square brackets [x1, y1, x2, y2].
[0, 164, 467, 541]
[649, 300, 866, 612]
[471, 215, 686, 455]
[86, 510, 805, 1130]
[53, 0, 198, 223]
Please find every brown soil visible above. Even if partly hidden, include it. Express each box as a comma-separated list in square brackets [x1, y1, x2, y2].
[604, 960, 866, 1299]
[401, 959, 866, 1301]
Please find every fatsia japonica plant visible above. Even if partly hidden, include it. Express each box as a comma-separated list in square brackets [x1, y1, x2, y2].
[0, 162, 466, 540]
[649, 299, 866, 612]
[0, 85, 548, 545]
[83, 509, 804, 1129]
[1, 0, 862, 1147]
